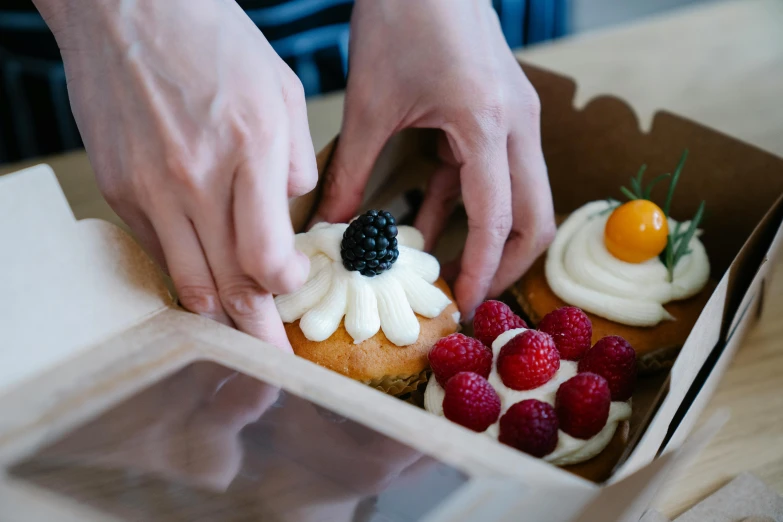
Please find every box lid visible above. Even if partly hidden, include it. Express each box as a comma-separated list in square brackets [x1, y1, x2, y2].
[0, 165, 171, 398]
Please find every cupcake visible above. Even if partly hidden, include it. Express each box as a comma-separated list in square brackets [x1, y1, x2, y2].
[275, 210, 460, 397]
[511, 152, 714, 373]
[424, 302, 636, 482]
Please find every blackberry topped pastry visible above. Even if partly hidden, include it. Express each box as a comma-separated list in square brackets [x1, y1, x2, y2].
[275, 210, 460, 397]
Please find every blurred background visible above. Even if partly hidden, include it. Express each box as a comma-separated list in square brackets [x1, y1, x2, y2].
[0, 0, 716, 165]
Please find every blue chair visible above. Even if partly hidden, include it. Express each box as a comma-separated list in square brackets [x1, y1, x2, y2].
[0, 0, 567, 163]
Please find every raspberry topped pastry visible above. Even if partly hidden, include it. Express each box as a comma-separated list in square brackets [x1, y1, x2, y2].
[275, 210, 459, 397]
[511, 151, 715, 372]
[425, 302, 636, 480]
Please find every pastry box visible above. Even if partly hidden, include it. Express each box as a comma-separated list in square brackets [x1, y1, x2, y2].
[1, 63, 782, 522]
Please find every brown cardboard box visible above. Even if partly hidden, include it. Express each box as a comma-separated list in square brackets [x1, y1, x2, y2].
[1, 63, 782, 521]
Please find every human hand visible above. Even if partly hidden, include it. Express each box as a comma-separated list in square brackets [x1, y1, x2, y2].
[41, 362, 279, 491]
[313, 0, 555, 318]
[36, 0, 316, 349]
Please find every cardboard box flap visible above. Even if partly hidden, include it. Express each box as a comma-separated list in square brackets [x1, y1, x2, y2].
[421, 478, 596, 522]
[659, 214, 783, 455]
[0, 165, 172, 399]
[523, 62, 783, 316]
[615, 165, 782, 479]
[291, 64, 783, 487]
[613, 276, 726, 480]
[579, 411, 729, 522]
[720, 193, 783, 339]
[299, 64, 783, 330]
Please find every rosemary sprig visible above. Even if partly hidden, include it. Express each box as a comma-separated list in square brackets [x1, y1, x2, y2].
[662, 149, 689, 217]
[614, 148, 705, 280]
[662, 201, 705, 281]
[620, 164, 647, 200]
[620, 186, 638, 201]
[630, 165, 645, 198]
[598, 198, 621, 216]
[663, 221, 682, 279]
[643, 173, 671, 200]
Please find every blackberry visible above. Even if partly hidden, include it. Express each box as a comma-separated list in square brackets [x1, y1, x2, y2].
[341, 210, 400, 277]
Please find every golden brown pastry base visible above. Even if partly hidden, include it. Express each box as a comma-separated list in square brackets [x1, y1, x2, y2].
[561, 420, 630, 483]
[285, 278, 459, 396]
[510, 255, 716, 374]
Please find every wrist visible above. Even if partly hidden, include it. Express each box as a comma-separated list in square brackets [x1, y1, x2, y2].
[31, 0, 121, 51]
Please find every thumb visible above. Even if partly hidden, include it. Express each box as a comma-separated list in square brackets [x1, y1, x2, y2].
[310, 110, 391, 226]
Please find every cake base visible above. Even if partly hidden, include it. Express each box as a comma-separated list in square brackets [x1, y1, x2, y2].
[285, 278, 459, 397]
[510, 255, 715, 374]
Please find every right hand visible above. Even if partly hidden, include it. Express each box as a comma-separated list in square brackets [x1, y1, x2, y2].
[37, 0, 316, 350]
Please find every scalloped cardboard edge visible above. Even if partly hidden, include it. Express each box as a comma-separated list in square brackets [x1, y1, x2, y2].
[0, 62, 781, 521]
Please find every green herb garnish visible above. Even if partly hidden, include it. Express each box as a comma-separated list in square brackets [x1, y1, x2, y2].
[620, 164, 670, 201]
[662, 201, 705, 282]
[662, 149, 689, 217]
[616, 149, 705, 281]
[598, 198, 621, 216]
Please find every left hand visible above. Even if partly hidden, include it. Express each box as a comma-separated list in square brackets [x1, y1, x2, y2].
[312, 0, 556, 318]
[41, 363, 279, 491]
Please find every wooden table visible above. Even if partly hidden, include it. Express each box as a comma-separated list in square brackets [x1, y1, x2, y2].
[2, 0, 782, 519]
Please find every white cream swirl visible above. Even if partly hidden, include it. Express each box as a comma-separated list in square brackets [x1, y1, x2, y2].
[545, 200, 710, 327]
[424, 328, 632, 466]
[274, 223, 452, 346]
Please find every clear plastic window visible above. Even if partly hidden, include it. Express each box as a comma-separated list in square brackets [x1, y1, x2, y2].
[11, 361, 468, 521]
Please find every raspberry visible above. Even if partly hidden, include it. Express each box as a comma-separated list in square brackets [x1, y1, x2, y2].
[578, 336, 637, 401]
[555, 373, 611, 439]
[499, 399, 559, 457]
[442, 372, 501, 432]
[537, 306, 592, 361]
[473, 300, 528, 348]
[497, 330, 560, 391]
[428, 333, 493, 387]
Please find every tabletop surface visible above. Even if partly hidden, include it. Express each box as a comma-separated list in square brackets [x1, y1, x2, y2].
[1, 0, 783, 519]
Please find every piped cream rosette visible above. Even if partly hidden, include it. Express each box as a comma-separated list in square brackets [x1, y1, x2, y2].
[545, 201, 710, 327]
[274, 223, 452, 346]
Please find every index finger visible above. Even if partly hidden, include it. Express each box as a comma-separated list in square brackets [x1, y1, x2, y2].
[488, 129, 554, 297]
[453, 134, 512, 318]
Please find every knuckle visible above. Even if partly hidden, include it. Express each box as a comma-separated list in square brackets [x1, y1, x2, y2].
[473, 98, 507, 131]
[223, 101, 280, 152]
[96, 176, 126, 205]
[93, 161, 138, 208]
[518, 88, 542, 124]
[131, 171, 163, 206]
[250, 119, 277, 147]
[178, 284, 223, 316]
[219, 282, 263, 320]
[163, 148, 194, 184]
[289, 166, 318, 196]
[535, 216, 557, 253]
[283, 75, 307, 106]
[254, 254, 289, 287]
[160, 148, 210, 198]
[238, 243, 290, 288]
[483, 211, 513, 242]
[453, 96, 507, 144]
[227, 115, 255, 150]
